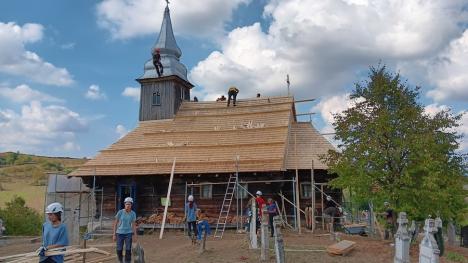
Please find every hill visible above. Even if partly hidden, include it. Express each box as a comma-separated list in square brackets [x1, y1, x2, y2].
[0, 152, 87, 211]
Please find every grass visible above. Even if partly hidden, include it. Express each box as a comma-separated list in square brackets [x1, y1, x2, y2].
[0, 180, 46, 212]
[0, 152, 86, 212]
[446, 251, 468, 263]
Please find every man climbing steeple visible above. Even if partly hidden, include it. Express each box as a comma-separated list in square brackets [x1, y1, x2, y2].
[152, 48, 163, 77]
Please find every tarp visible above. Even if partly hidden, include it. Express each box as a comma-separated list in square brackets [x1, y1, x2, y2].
[47, 174, 90, 193]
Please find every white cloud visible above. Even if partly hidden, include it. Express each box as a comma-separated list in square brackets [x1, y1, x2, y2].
[115, 124, 128, 139]
[312, 94, 364, 134]
[0, 101, 87, 154]
[458, 112, 468, 152]
[424, 103, 450, 117]
[0, 22, 74, 86]
[85, 84, 107, 100]
[59, 141, 81, 152]
[122, 86, 140, 101]
[96, 0, 249, 40]
[425, 30, 468, 102]
[0, 84, 63, 103]
[190, 0, 466, 101]
[424, 103, 467, 152]
[60, 42, 76, 50]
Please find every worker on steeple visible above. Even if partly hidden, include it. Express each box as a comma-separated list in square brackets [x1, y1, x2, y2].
[152, 48, 163, 77]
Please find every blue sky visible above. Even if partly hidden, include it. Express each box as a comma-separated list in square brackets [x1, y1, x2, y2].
[0, 0, 467, 158]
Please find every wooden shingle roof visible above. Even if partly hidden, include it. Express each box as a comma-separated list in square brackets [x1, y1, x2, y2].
[71, 96, 296, 176]
[285, 122, 335, 170]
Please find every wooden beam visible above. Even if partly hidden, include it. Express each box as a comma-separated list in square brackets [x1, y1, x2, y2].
[294, 98, 316, 103]
[159, 158, 177, 239]
[295, 112, 316, 117]
[295, 134, 302, 234]
[278, 193, 305, 215]
[311, 159, 315, 233]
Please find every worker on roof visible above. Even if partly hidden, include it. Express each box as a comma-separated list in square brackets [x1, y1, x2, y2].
[184, 195, 198, 243]
[256, 93, 261, 98]
[152, 48, 163, 77]
[37, 202, 69, 263]
[227, 86, 239, 107]
[216, 95, 226, 101]
[113, 197, 137, 263]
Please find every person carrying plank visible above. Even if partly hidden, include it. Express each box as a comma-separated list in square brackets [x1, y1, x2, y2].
[36, 202, 69, 263]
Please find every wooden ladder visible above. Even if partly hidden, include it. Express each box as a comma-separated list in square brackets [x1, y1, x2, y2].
[214, 169, 238, 238]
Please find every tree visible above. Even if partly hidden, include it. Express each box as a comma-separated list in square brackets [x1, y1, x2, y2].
[325, 65, 466, 221]
[0, 196, 42, 235]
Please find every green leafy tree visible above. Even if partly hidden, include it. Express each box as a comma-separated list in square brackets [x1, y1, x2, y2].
[5, 151, 19, 165]
[0, 196, 43, 235]
[325, 65, 466, 221]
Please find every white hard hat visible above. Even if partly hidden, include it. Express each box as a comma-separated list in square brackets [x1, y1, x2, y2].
[46, 202, 64, 214]
[188, 195, 194, 201]
[326, 195, 332, 201]
[256, 191, 262, 196]
[384, 201, 389, 206]
[124, 197, 133, 204]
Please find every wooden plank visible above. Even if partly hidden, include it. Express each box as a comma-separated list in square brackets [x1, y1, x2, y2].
[326, 240, 356, 256]
[159, 158, 177, 239]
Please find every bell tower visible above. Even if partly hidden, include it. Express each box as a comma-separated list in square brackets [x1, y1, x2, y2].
[137, 3, 193, 121]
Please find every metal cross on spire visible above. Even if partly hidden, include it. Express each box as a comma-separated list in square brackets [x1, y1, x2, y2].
[165, 0, 170, 6]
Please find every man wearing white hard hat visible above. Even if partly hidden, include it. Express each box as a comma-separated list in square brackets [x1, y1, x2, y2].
[185, 195, 198, 242]
[37, 202, 69, 263]
[113, 197, 137, 263]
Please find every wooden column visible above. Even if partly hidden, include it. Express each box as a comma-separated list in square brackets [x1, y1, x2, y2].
[321, 185, 324, 230]
[249, 199, 258, 249]
[273, 216, 285, 263]
[159, 158, 176, 239]
[260, 206, 269, 261]
[311, 160, 315, 233]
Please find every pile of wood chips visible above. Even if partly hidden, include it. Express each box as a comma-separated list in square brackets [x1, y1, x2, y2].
[136, 213, 245, 225]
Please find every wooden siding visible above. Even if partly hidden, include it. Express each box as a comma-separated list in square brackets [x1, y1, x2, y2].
[87, 172, 339, 220]
[139, 77, 191, 121]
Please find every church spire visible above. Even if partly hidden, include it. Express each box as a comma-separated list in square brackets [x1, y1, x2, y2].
[152, 4, 181, 59]
[138, 3, 188, 81]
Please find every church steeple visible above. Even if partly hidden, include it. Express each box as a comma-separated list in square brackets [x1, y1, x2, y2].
[138, 4, 188, 82]
[153, 6, 181, 59]
[136, 3, 193, 122]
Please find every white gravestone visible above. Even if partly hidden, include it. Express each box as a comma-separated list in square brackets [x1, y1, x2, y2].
[419, 218, 440, 263]
[394, 212, 410, 263]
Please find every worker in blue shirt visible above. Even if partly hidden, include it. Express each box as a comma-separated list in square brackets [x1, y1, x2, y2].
[37, 202, 69, 263]
[267, 198, 279, 237]
[184, 195, 198, 240]
[113, 197, 137, 263]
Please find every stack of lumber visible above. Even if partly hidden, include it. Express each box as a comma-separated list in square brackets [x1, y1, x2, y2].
[137, 213, 244, 225]
[326, 240, 356, 256]
[0, 247, 111, 263]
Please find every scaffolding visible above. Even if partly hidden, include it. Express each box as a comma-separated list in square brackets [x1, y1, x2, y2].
[45, 173, 105, 244]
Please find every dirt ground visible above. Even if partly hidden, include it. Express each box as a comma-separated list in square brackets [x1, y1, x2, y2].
[1, 230, 467, 262]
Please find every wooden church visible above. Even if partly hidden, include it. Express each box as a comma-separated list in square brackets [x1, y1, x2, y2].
[71, 5, 337, 228]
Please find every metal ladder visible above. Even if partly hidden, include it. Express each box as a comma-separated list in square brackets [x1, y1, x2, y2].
[214, 172, 238, 238]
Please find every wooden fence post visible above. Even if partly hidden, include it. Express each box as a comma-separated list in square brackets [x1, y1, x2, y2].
[250, 200, 258, 249]
[273, 216, 285, 263]
[261, 206, 269, 261]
